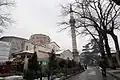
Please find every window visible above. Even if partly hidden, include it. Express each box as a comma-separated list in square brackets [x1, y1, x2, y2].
[26, 46, 28, 50]
[12, 48, 16, 50]
[12, 42, 15, 44]
[40, 40, 43, 44]
[36, 37, 39, 39]
[44, 37, 46, 39]
[32, 37, 34, 39]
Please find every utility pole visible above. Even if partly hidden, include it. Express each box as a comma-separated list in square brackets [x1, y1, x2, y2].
[69, 4, 79, 63]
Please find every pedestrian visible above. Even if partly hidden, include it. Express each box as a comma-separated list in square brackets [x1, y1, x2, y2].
[85, 64, 87, 69]
[99, 58, 106, 77]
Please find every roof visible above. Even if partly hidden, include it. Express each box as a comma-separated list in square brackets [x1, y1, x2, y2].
[30, 34, 50, 38]
[49, 41, 60, 48]
[9, 58, 16, 61]
[15, 50, 34, 55]
[56, 50, 64, 54]
[19, 50, 34, 53]
[65, 49, 72, 53]
[0, 36, 28, 41]
[55, 49, 72, 54]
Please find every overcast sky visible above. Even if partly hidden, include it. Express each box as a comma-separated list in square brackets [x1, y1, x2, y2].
[2, 0, 94, 52]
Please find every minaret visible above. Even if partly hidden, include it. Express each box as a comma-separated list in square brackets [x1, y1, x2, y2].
[69, 4, 79, 63]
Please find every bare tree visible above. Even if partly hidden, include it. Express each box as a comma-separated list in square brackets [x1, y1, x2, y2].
[0, 0, 14, 33]
[59, 0, 120, 67]
[75, 0, 120, 66]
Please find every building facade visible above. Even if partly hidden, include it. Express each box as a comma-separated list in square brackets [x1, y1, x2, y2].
[35, 45, 51, 62]
[46, 42, 60, 52]
[56, 49, 73, 60]
[0, 41, 11, 60]
[0, 36, 28, 56]
[0, 41, 12, 76]
[24, 41, 34, 53]
[29, 34, 51, 45]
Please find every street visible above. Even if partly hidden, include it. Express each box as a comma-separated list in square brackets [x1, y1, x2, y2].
[66, 67, 115, 80]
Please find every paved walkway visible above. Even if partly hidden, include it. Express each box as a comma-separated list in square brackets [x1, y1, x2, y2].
[66, 67, 115, 80]
[107, 68, 120, 80]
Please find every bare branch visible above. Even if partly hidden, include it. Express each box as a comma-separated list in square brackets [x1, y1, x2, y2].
[57, 26, 69, 32]
[106, 7, 120, 25]
[57, 21, 69, 26]
[0, 0, 15, 33]
[0, 2, 14, 6]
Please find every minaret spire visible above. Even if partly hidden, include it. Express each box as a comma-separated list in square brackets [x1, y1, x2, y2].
[69, 4, 79, 63]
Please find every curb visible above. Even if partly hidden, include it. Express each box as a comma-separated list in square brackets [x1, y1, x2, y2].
[106, 71, 120, 80]
[60, 70, 85, 80]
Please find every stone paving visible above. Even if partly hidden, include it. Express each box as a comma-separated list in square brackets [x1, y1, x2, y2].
[36, 67, 120, 80]
[66, 67, 115, 80]
[107, 68, 120, 80]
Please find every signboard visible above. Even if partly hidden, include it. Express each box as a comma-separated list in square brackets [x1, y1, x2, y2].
[0, 41, 11, 61]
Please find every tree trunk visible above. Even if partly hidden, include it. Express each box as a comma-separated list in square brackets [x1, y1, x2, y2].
[98, 33, 105, 58]
[102, 31, 113, 67]
[48, 62, 51, 80]
[109, 32, 120, 66]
